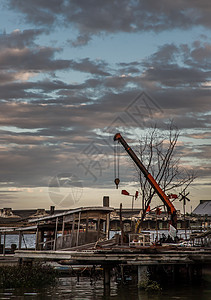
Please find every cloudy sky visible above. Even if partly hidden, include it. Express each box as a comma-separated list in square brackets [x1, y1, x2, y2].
[0, 0, 210, 211]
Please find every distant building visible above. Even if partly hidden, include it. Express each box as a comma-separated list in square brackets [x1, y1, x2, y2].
[0, 207, 65, 227]
[192, 200, 211, 216]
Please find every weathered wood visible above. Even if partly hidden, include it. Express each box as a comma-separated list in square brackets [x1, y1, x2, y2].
[76, 212, 81, 247]
[30, 207, 113, 223]
[103, 264, 111, 296]
[106, 213, 110, 240]
[120, 203, 123, 245]
[3, 233, 6, 256]
[97, 216, 100, 239]
[70, 214, 75, 247]
[138, 265, 148, 286]
[35, 224, 39, 250]
[18, 231, 22, 250]
[63, 215, 74, 223]
[53, 217, 58, 251]
[61, 218, 65, 248]
[85, 213, 89, 243]
[37, 230, 44, 250]
[14, 248, 211, 265]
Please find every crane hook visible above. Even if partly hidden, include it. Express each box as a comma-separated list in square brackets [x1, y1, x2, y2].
[114, 178, 120, 189]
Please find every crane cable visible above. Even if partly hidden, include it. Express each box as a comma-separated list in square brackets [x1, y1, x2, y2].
[114, 140, 120, 188]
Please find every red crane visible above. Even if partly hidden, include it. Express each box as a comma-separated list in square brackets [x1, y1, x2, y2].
[114, 133, 177, 229]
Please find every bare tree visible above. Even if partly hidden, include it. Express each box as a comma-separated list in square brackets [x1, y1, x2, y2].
[134, 122, 196, 223]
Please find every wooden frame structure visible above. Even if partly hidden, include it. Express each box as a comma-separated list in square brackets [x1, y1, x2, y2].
[27, 207, 113, 250]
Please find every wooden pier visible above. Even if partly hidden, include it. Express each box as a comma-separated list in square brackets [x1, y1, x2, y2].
[14, 245, 211, 288]
[14, 246, 211, 264]
[1, 202, 211, 289]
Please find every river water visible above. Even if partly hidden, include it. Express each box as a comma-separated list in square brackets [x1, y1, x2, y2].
[0, 275, 210, 300]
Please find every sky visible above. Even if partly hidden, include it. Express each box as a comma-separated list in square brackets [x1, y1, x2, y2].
[0, 0, 210, 213]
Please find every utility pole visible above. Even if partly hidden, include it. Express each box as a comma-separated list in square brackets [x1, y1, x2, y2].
[179, 191, 190, 240]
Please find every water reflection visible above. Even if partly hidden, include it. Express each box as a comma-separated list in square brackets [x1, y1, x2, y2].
[0, 276, 210, 300]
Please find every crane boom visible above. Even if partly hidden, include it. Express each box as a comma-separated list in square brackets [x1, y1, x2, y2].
[114, 133, 177, 229]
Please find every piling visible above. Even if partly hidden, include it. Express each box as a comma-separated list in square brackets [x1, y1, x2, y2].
[138, 265, 148, 287]
[103, 264, 111, 296]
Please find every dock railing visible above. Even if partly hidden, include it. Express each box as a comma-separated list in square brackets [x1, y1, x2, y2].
[129, 233, 151, 247]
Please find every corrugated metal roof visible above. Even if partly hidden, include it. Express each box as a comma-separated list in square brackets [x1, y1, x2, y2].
[192, 201, 211, 216]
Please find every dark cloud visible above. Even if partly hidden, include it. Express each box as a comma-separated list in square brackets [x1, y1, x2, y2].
[184, 42, 211, 70]
[0, 10, 210, 190]
[0, 31, 111, 94]
[142, 66, 209, 87]
[142, 42, 211, 87]
[144, 44, 179, 66]
[69, 58, 110, 76]
[185, 132, 211, 140]
[6, 0, 64, 27]
[0, 44, 67, 71]
[0, 30, 70, 86]
[0, 29, 44, 48]
[178, 143, 211, 179]
[69, 34, 92, 48]
[7, 0, 211, 46]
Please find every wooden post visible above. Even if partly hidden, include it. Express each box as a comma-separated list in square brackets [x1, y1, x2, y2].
[35, 224, 39, 250]
[132, 195, 134, 211]
[103, 265, 111, 297]
[103, 264, 111, 296]
[37, 230, 44, 250]
[76, 212, 81, 246]
[104, 265, 110, 285]
[106, 212, 110, 240]
[120, 203, 124, 245]
[156, 208, 158, 240]
[53, 217, 58, 251]
[142, 189, 145, 211]
[97, 214, 101, 239]
[138, 265, 148, 287]
[121, 264, 124, 281]
[70, 214, 75, 248]
[3, 233, 6, 256]
[0, 233, 2, 254]
[18, 231, 22, 250]
[85, 213, 89, 243]
[61, 217, 65, 248]
[184, 202, 188, 240]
